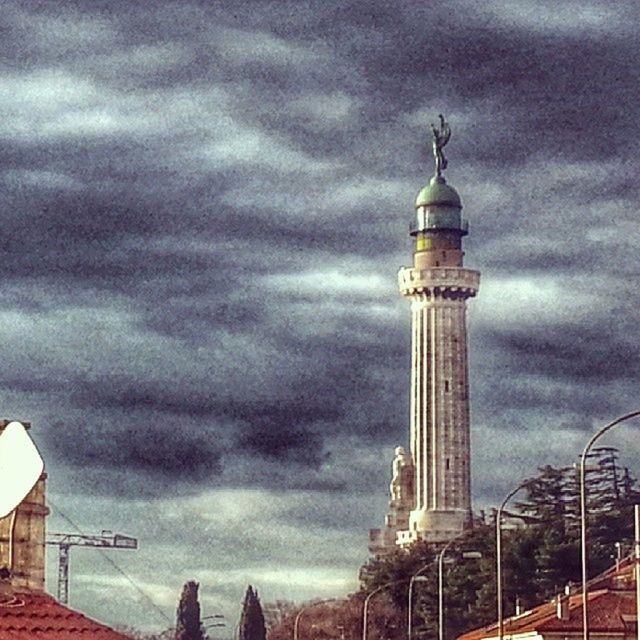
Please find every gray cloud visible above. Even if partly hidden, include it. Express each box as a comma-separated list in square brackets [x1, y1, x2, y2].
[1, 0, 639, 631]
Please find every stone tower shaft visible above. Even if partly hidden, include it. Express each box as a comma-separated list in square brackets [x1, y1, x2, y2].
[399, 265, 478, 539]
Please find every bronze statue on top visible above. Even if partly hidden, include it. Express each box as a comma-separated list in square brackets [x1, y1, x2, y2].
[431, 114, 451, 177]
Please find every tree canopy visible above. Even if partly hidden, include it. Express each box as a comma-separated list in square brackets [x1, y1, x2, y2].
[266, 449, 639, 640]
[357, 448, 640, 640]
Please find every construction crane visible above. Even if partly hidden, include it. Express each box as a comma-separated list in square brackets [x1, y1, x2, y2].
[46, 530, 138, 604]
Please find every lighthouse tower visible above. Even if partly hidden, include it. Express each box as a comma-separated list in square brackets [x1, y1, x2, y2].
[369, 116, 479, 552]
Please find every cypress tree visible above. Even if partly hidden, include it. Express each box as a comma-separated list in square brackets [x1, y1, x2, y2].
[239, 585, 266, 640]
[175, 580, 205, 640]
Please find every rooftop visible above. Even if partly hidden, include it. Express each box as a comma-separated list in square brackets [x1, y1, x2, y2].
[458, 558, 638, 640]
[0, 591, 131, 639]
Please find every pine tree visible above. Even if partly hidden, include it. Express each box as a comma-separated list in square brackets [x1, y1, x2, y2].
[514, 466, 568, 534]
[175, 581, 205, 640]
[358, 455, 640, 640]
[239, 585, 266, 640]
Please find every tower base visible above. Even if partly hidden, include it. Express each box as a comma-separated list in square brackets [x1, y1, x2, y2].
[368, 498, 412, 556]
[396, 509, 472, 547]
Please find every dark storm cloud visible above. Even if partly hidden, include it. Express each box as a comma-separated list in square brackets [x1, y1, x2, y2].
[2, 0, 639, 630]
[70, 368, 344, 430]
[50, 417, 222, 482]
[1, 0, 639, 504]
[239, 428, 327, 467]
[490, 323, 640, 384]
[42, 293, 406, 488]
[186, 0, 640, 170]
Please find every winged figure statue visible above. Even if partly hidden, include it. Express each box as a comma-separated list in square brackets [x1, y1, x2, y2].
[431, 114, 451, 177]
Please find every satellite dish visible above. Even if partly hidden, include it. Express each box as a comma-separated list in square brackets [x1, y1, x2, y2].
[0, 422, 44, 518]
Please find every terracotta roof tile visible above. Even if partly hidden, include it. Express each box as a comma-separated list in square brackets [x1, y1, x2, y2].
[458, 558, 639, 640]
[458, 590, 636, 640]
[0, 592, 131, 639]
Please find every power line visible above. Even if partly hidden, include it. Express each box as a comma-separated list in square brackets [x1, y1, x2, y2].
[46, 496, 173, 626]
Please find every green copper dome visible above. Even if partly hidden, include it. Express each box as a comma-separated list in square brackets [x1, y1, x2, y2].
[415, 176, 461, 209]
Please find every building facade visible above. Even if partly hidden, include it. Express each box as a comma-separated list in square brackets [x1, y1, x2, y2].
[0, 420, 48, 591]
[370, 118, 480, 553]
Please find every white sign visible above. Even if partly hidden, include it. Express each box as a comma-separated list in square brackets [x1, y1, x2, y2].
[0, 421, 44, 518]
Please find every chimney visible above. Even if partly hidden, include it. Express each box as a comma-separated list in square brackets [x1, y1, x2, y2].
[0, 420, 48, 592]
[555, 585, 571, 620]
[514, 596, 522, 616]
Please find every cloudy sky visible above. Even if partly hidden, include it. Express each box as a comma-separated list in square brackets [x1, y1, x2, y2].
[2, 0, 640, 633]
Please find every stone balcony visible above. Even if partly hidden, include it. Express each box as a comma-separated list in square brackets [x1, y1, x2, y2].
[398, 266, 480, 297]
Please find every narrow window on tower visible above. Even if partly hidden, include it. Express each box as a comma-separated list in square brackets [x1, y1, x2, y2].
[446, 458, 450, 471]
[445, 380, 450, 392]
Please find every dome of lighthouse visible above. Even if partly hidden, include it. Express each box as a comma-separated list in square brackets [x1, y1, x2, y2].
[415, 175, 462, 209]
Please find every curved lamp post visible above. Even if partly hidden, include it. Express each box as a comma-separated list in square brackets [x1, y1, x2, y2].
[362, 579, 406, 640]
[438, 541, 482, 640]
[635, 506, 640, 640]
[408, 562, 432, 640]
[165, 614, 226, 639]
[579, 409, 640, 640]
[496, 480, 534, 640]
[294, 599, 338, 640]
[437, 539, 456, 640]
[407, 536, 480, 640]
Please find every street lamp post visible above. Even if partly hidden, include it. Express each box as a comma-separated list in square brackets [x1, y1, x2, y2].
[293, 606, 305, 640]
[407, 535, 480, 640]
[362, 579, 406, 640]
[408, 564, 431, 640]
[438, 543, 482, 640]
[635, 505, 640, 640]
[437, 539, 455, 640]
[204, 620, 226, 638]
[294, 599, 338, 640]
[579, 409, 640, 640]
[496, 480, 533, 640]
[165, 614, 225, 639]
[203, 614, 225, 627]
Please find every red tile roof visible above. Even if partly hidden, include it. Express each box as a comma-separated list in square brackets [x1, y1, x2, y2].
[458, 558, 638, 640]
[0, 591, 132, 639]
[539, 590, 635, 632]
